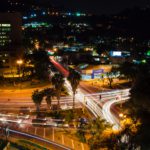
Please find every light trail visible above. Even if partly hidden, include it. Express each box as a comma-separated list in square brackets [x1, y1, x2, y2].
[0, 96, 81, 111]
[65, 78, 130, 128]
[49, 57, 131, 129]
[0, 118, 22, 124]
[65, 77, 102, 117]
[102, 96, 130, 129]
[0, 113, 30, 119]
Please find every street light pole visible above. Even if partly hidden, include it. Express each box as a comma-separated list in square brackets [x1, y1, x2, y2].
[16, 60, 23, 84]
[2, 125, 9, 141]
[119, 113, 126, 128]
[83, 96, 87, 114]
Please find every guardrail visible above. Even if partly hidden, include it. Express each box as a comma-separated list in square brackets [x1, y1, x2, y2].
[0, 127, 71, 150]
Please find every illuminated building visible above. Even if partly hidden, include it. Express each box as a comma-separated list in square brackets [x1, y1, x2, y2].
[0, 23, 11, 47]
[0, 12, 22, 68]
[23, 22, 52, 29]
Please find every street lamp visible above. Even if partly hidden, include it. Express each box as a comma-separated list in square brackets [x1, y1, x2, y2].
[119, 113, 127, 128]
[83, 96, 86, 114]
[16, 59, 23, 78]
[82, 95, 89, 114]
[119, 113, 124, 118]
[119, 113, 126, 119]
[0, 121, 9, 141]
[16, 60, 23, 66]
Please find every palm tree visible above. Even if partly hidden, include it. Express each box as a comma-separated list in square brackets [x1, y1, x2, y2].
[32, 89, 44, 113]
[32, 50, 50, 80]
[51, 73, 65, 109]
[43, 88, 56, 109]
[67, 68, 81, 110]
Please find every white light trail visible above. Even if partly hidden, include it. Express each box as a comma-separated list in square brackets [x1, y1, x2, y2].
[50, 56, 131, 129]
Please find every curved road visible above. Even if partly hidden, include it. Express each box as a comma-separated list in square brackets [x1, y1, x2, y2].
[50, 56, 130, 128]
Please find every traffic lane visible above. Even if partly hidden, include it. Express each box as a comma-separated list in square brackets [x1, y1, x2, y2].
[50, 57, 69, 77]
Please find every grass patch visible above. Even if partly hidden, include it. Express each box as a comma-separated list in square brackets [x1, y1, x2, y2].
[10, 142, 30, 150]
[0, 80, 51, 90]
[18, 139, 48, 150]
[0, 139, 8, 149]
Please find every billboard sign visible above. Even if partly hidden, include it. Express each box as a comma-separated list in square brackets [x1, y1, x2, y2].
[92, 69, 104, 74]
[92, 69, 104, 79]
[110, 51, 122, 57]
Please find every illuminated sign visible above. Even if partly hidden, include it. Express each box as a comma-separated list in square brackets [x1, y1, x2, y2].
[110, 51, 122, 57]
[24, 22, 52, 28]
[0, 24, 11, 27]
[0, 24, 11, 46]
[47, 50, 54, 55]
[79, 64, 88, 69]
[76, 12, 81, 17]
[94, 58, 100, 61]
[113, 51, 121, 56]
[147, 50, 150, 56]
[92, 69, 104, 79]
[93, 69, 104, 74]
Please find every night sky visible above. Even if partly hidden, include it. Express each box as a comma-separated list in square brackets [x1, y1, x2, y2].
[50, 0, 150, 14]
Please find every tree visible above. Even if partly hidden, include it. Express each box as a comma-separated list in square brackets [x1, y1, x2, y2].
[65, 110, 74, 123]
[87, 117, 110, 137]
[43, 88, 55, 110]
[124, 64, 150, 149]
[106, 72, 114, 88]
[32, 50, 50, 80]
[32, 90, 44, 113]
[100, 73, 105, 86]
[87, 117, 141, 150]
[130, 64, 150, 111]
[119, 62, 138, 83]
[87, 117, 111, 150]
[22, 36, 34, 52]
[106, 66, 120, 88]
[51, 73, 65, 109]
[96, 43, 110, 56]
[76, 128, 86, 143]
[67, 68, 81, 110]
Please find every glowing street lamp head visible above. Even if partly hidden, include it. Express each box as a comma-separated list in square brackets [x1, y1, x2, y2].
[16, 60, 23, 65]
[17, 119, 22, 124]
[119, 113, 123, 118]
[53, 48, 58, 52]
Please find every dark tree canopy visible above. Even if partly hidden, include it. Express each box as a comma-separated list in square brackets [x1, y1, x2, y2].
[32, 50, 50, 79]
[126, 64, 150, 149]
[119, 62, 138, 82]
[130, 64, 150, 112]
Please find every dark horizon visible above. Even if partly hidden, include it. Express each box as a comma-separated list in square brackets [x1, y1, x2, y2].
[0, 0, 150, 15]
[50, 0, 150, 15]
